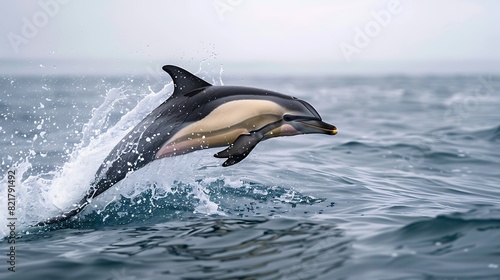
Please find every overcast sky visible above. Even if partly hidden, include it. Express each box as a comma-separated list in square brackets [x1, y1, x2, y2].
[1, 0, 499, 75]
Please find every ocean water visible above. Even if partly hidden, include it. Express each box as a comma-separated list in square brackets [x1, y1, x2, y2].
[1, 73, 499, 280]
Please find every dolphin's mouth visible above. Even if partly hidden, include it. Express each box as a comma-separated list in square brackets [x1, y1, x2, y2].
[299, 119, 338, 135]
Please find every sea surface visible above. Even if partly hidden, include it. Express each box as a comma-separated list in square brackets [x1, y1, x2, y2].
[1, 72, 499, 280]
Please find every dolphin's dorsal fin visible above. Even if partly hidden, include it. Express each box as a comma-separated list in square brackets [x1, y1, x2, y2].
[162, 65, 212, 96]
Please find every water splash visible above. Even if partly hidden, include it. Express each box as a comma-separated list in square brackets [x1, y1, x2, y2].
[0, 76, 214, 236]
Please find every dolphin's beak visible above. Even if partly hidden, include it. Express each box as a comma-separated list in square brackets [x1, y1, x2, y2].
[297, 119, 338, 135]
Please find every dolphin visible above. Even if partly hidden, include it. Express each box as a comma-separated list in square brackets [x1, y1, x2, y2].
[35, 65, 337, 226]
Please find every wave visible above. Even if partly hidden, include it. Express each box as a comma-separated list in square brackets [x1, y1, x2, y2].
[351, 209, 500, 279]
[397, 210, 500, 238]
[337, 132, 498, 171]
[474, 124, 500, 142]
[431, 124, 500, 142]
[366, 209, 500, 253]
[54, 217, 351, 280]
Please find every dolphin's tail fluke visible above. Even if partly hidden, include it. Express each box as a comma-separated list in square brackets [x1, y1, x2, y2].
[32, 196, 91, 227]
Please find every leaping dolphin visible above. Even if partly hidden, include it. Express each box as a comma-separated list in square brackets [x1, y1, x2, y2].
[35, 65, 337, 226]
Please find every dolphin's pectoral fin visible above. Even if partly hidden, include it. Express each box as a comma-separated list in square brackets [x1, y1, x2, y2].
[214, 133, 263, 167]
[214, 121, 283, 167]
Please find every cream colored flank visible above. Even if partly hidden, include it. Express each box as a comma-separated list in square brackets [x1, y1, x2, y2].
[155, 99, 297, 158]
